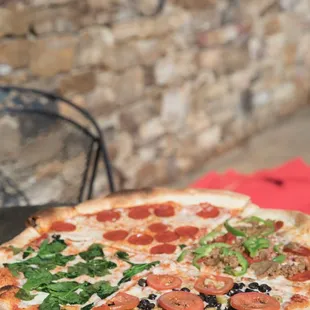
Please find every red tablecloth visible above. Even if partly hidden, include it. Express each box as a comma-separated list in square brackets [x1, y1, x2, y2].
[191, 158, 310, 214]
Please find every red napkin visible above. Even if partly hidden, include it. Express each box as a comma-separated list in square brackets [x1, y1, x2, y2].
[191, 158, 310, 214]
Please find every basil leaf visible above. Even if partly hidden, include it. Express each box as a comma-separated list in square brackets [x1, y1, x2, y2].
[82, 303, 94, 310]
[23, 269, 53, 291]
[118, 261, 160, 285]
[116, 251, 129, 261]
[23, 247, 35, 259]
[39, 295, 60, 310]
[9, 246, 22, 255]
[179, 244, 186, 250]
[80, 244, 104, 261]
[15, 288, 35, 301]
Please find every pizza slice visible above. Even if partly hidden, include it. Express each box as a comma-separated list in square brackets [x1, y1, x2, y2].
[0, 234, 161, 310]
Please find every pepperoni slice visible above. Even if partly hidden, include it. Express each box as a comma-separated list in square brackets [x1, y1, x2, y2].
[50, 221, 76, 232]
[128, 234, 153, 245]
[93, 306, 109, 310]
[103, 230, 129, 241]
[215, 232, 237, 245]
[148, 223, 169, 233]
[196, 204, 220, 218]
[283, 243, 310, 256]
[147, 274, 182, 291]
[158, 291, 204, 310]
[128, 206, 151, 220]
[230, 292, 280, 310]
[96, 210, 121, 222]
[175, 226, 199, 238]
[274, 221, 284, 231]
[150, 244, 177, 254]
[154, 204, 175, 217]
[155, 231, 179, 243]
[289, 270, 310, 282]
[194, 275, 234, 295]
[105, 292, 139, 310]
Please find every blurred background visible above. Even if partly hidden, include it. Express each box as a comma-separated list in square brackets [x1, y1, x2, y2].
[0, 0, 309, 206]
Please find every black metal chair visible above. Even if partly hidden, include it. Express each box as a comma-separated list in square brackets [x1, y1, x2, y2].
[0, 85, 115, 242]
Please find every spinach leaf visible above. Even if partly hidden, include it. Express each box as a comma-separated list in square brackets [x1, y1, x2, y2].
[66, 259, 117, 278]
[15, 288, 35, 301]
[23, 269, 53, 291]
[85, 281, 118, 299]
[9, 245, 22, 255]
[38, 239, 67, 258]
[80, 244, 104, 261]
[39, 295, 60, 310]
[23, 247, 35, 259]
[118, 261, 160, 285]
[116, 251, 129, 261]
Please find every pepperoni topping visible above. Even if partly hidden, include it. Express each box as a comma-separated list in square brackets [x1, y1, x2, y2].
[215, 232, 237, 245]
[194, 275, 234, 295]
[158, 291, 204, 310]
[291, 294, 308, 302]
[96, 210, 121, 222]
[128, 206, 151, 220]
[105, 292, 139, 310]
[154, 204, 175, 217]
[197, 204, 220, 218]
[50, 221, 76, 232]
[283, 243, 310, 256]
[128, 234, 153, 245]
[148, 223, 169, 233]
[155, 231, 179, 243]
[103, 230, 129, 241]
[175, 226, 199, 238]
[147, 274, 182, 291]
[274, 221, 284, 231]
[230, 292, 280, 310]
[93, 306, 109, 310]
[150, 244, 177, 254]
[289, 270, 310, 282]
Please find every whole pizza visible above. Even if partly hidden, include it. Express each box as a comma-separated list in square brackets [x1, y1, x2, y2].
[1, 188, 310, 310]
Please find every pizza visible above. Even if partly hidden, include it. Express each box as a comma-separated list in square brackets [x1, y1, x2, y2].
[0, 187, 310, 310]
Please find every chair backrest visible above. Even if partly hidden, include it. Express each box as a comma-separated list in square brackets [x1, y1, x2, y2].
[0, 86, 115, 208]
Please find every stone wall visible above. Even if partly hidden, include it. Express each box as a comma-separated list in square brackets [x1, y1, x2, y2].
[0, 0, 309, 200]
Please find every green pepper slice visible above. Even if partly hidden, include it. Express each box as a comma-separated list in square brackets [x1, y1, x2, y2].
[244, 216, 275, 237]
[193, 243, 230, 270]
[177, 249, 188, 262]
[273, 254, 286, 263]
[199, 231, 223, 246]
[243, 237, 270, 258]
[222, 248, 248, 276]
[224, 220, 247, 237]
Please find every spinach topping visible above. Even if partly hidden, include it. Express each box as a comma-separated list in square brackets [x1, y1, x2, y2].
[79, 244, 104, 261]
[8, 239, 118, 309]
[116, 251, 159, 285]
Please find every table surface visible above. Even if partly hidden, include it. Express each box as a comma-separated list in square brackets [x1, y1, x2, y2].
[0, 206, 47, 244]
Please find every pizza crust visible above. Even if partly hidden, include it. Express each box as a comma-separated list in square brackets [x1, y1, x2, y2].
[26, 206, 78, 233]
[75, 187, 251, 215]
[0, 227, 40, 251]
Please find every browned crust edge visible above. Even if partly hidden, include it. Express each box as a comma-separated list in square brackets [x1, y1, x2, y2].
[76, 187, 251, 214]
[1, 187, 310, 249]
